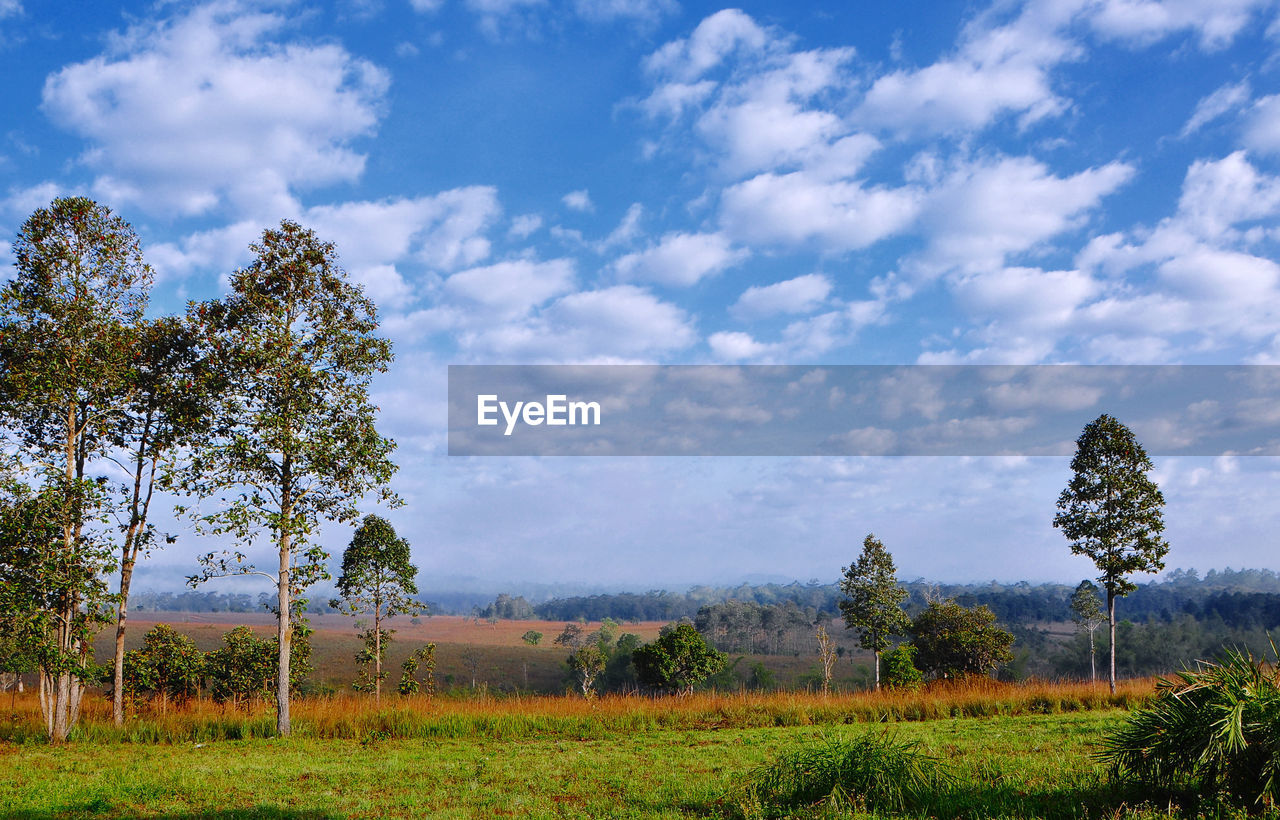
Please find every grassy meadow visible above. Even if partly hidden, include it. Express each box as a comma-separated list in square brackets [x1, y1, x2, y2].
[4, 614, 1266, 818]
[0, 680, 1215, 819]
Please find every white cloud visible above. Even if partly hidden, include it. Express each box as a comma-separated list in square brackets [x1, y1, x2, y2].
[1084, 0, 1275, 51]
[443, 258, 576, 316]
[1243, 94, 1280, 155]
[409, 0, 444, 11]
[146, 187, 501, 297]
[644, 9, 770, 81]
[730, 273, 831, 318]
[1181, 80, 1251, 136]
[856, 3, 1078, 136]
[720, 172, 921, 251]
[562, 189, 593, 212]
[614, 231, 747, 286]
[573, 0, 677, 25]
[508, 213, 543, 239]
[466, 285, 695, 362]
[41, 1, 389, 220]
[708, 330, 770, 360]
[912, 156, 1134, 275]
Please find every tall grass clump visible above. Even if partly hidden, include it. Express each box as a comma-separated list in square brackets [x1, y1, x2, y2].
[734, 732, 952, 817]
[1099, 647, 1280, 809]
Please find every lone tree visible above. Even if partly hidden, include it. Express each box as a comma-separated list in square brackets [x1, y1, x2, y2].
[0, 197, 152, 741]
[632, 622, 726, 695]
[910, 600, 1014, 680]
[180, 220, 398, 735]
[1069, 580, 1106, 682]
[838, 534, 910, 690]
[331, 514, 420, 702]
[1054, 414, 1168, 694]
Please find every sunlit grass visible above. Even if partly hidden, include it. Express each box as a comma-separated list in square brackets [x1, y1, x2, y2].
[0, 677, 1152, 744]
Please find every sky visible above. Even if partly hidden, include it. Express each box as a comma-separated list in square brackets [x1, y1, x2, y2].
[2, 0, 1280, 594]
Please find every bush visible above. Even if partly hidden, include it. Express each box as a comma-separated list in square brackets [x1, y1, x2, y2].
[633, 623, 726, 695]
[882, 643, 923, 691]
[735, 732, 951, 816]
[1099, 647, 1280, 808]
[122, 624, 204, 710]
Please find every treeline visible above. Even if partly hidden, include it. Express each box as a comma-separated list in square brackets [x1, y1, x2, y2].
[484, 568, 1280, 631]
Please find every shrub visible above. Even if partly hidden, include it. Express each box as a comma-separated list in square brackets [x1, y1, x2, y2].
[882, 643, 923, 691]
[632, 623, 726, 695]
[736, 732, 951, 816]
[122, 624, 204, 711]
[1099, 647, 1280, 808]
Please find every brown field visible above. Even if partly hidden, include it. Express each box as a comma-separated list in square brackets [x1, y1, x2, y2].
[96, 612, 881, 695]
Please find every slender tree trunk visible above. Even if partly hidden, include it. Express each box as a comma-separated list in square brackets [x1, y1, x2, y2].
[277, 469, 293, 737]
[115, 413, 156, 726]
[1088, 625, 1096, 683]
[374, 608, 382, 704]
[874, 650, 881, 691]
[1107, 590, 1117, 695]
[113, 557, 134, 726]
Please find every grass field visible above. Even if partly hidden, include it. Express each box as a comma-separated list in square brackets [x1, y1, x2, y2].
[1, 680, 1226, 820]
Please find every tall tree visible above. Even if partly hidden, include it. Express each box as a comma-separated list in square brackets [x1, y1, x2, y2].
[180, 220, 398, 736]
[1069, 580, 1106, 682]
[331, 514, 420, 702]
[0, 197, 151, 741]
[1054, 413, 1168, 694]
[838, 533, 910, 690]
[108, 316, 213, 726]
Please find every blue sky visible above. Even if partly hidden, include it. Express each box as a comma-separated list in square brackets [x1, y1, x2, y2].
[3, 0, 1280, 592]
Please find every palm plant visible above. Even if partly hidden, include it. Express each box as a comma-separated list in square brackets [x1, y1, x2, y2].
[1099, 646, 1280, 808]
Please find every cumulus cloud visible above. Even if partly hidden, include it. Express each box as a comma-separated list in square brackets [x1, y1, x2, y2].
[644, 9, 770, 81]
[912, 156, 1134, 276]
[41, 0, 389, 219]
[146, 187, 501, 300]
[730, 273, 831, 318]
[1084, 0, 1275, 51]
[444, 258, 576, 316]
[720, 172, 921, 251]
[614, 231, 747, 286]
[562, 189, 593, 212]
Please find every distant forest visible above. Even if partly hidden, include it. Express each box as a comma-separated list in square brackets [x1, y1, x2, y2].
[132, 567, 1280, 680]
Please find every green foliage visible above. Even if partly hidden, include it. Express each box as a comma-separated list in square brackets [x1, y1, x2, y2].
[0, 196, 152, 740]
[748, 661, 776, 691]
[397, 644, 436, 696]
[352, 627, 392, 693]
[632, 623, 727, 695]
[567, 643, 606, 698]
[1070, 580, 1105, 626]
[122, 624, 203, 709]
[839, 534, 910, 688]
[178, 220, 399, 733]
[883, 643, 924, 691]
[204, 626, 275, 708]
[521, 630, 543, 646]
[1054, 415, 1168, 601]
[911, 600, 1014, 679]
[332, 515, 419, 699]
[736, 732, 952, 817]
[1100, 648, 1280, 808]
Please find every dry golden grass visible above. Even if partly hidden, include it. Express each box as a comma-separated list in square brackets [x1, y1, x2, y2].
[0, 677, 1154, 744]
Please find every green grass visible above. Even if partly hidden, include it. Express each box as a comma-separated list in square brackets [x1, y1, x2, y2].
[4, 709, 1274, 819]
